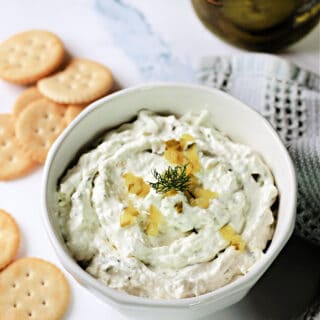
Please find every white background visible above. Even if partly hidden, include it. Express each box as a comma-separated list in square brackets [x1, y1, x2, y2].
[0, 1, 319, 319]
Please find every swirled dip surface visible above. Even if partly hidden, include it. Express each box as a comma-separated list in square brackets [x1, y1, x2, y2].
[56, 110, 278, 299]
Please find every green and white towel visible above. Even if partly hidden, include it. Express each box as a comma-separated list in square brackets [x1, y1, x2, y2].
[198, 54, 320, 320]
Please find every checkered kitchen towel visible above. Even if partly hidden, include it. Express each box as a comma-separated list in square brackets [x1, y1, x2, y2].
[198, 54, 320, 319]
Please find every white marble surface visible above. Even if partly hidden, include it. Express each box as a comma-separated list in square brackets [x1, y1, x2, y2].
[0, 1, 319, 319]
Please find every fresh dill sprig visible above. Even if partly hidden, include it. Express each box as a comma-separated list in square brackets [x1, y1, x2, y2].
[149, 164, 190, 194]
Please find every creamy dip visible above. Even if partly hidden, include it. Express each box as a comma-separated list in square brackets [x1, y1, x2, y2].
[56, 110, 278, 299]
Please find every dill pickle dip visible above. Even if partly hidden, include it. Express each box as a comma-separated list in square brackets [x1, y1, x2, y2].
[56, 110, 278, 299]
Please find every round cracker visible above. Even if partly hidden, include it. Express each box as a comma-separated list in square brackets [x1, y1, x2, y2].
[0, 114, 36, 180]
[13, 87, 44, 117]
[0, 30, 64, 84]
[0, 257, 70, 320]
[38, 58, 113, 104]
[64, 104, 85, 125]
[0, 209, 20, 270]
[15, 99, 67, 164]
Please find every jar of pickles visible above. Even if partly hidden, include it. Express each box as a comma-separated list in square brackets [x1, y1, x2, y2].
[192, 0, 320, 51]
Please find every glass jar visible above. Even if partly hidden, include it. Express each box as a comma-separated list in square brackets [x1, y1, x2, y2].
[192, 0, 320, 52]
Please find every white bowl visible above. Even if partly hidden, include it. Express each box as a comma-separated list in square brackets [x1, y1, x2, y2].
[42, 83, 296, 320]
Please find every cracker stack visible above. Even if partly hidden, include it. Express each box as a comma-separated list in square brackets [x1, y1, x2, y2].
[0, 30, 85, 319]
[0, 30, 114, 179]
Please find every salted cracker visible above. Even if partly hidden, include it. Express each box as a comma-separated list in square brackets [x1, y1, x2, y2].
[0, 257, 70, 320]
[0, 114, 35, 180]
[15, 99, 67, 164]
[0, 30, 65, 84]
[0, 209, 20, 270]
[64, 104, 85, 125]
[13, 87, 43, 117]
[38, 58, 113, 104]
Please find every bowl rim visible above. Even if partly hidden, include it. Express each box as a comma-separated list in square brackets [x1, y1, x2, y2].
[42, 82, 296, 308]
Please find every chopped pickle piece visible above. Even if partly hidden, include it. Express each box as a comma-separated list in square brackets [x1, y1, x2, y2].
[120, 204, 140, 228]
[185, 143, 201, 174]
[164, 148, 185, 165]
[145, 204, 162, 236]
[164, 139, 184, 165]
[188, 174, 200, 189]
[188, 187, 218, 209]
[143, 132, 152, 136]
[220, 224, 246, 252]
[174, 201, 183, 214]
[165, 139, 183, 150]
[164, 136, 201, 174]
[180, 133, 194, 149]
[123, 172, 150, 197]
